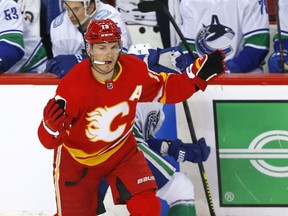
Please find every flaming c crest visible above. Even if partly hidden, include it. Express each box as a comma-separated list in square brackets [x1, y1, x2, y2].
[85, 102, 129, 142]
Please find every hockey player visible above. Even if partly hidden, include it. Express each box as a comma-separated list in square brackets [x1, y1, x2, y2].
[37, 19, 226, 215]
[0, 0, 47, 73]
[175, 0, 270, 73]
[268, 0, 288, 73]
[49, 0, 132, 57]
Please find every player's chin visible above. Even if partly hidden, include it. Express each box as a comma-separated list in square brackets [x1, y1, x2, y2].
[102, 61, 116, 70]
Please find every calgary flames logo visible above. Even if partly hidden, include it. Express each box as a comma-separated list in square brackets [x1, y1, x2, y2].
[85, 102, 129, 142]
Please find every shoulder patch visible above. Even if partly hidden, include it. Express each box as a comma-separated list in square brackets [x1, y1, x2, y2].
[52, 13, 65, 28]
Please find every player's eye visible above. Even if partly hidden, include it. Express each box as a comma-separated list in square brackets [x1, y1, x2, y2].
[111, 45, 120, 51]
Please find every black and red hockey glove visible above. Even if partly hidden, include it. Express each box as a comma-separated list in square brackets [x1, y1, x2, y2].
[38, 98, 72, 149]
[186, 49, 226, 91]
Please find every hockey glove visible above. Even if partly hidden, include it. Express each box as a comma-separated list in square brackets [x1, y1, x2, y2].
[268, 52, 288, 73]
[167, 137, 211, 163]
[268, 39, 288, 73]
[147, 46, 187, 73]
[186, 49, 226, 91]
[45, 54, 87, 78]
[38, 98, 72, 149]
[42, 98, 67, 135]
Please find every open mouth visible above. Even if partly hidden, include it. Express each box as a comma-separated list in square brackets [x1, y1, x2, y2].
[94, 60, 113, 65]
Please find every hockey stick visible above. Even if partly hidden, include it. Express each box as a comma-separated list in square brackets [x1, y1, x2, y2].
[274, 0, 288, 72]
[138, 1, 216, 216]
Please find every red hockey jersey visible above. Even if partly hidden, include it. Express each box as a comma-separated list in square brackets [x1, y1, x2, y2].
[41, 54, 200, 166]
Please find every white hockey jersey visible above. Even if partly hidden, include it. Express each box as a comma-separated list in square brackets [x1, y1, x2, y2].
[50, 2, 133, 56]
[178, 0, 270, 66]
[16, 0, 41, 37]
[0, 0, 47, 73]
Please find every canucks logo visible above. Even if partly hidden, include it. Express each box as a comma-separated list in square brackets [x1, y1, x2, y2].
[144, 110, 160, 140]
[196, 15, 235, 56]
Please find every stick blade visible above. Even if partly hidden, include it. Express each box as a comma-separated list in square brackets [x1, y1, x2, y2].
[138, 1, 167, 13]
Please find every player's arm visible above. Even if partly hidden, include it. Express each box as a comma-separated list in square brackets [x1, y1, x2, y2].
[132, 105, 210, 163]
[0, 2, 25, 72]
[146, 137, 210, 163]
[226, 0, 270, 73]
[0, 41, 24, 72]
[38, 98, 72, 149]
[140, 49, 226, 105]
[45, 54, 87, 77]
[226, 44, 269, 73]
